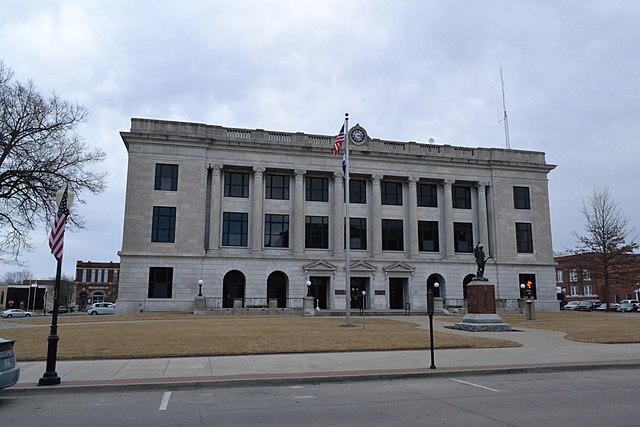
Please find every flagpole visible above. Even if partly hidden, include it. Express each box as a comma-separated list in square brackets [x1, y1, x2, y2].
[343, 112, 353, 327]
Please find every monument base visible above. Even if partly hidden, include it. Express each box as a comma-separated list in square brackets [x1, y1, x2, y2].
[302, 296, 315, 317]
[454, 313, 512, 332]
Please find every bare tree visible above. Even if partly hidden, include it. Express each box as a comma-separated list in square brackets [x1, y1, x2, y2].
[2, 269, 33, 285]
[0, 60, 106, 263]
[573, 187, 639, 307]
[59, 280, 78, 309]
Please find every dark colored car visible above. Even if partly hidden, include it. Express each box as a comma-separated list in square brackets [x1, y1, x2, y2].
[576, 301, 601, 311]
[0, 338, 19, 390]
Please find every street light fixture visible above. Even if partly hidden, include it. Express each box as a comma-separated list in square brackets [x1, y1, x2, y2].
[305, 280, 311, 297]
[428, 282, 440, 369]
[197, 280, 203, 297]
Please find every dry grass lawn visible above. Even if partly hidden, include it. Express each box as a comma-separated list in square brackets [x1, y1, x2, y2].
[3, 311, 638, 361]
[2, 314, 517, 361]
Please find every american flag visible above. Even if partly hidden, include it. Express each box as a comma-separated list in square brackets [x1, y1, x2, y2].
[333, 125, 345, 156]
[49, 186, 70, 261]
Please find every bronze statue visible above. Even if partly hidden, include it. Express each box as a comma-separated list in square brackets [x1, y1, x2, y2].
[474, 242, 490, 280]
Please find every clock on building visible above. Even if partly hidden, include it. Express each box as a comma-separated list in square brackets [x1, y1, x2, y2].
[349, 126, 367, 145]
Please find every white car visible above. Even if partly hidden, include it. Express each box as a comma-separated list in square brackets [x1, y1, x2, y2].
[562, 301, 581, 311]
[87, 303, 116, 315]
[0, 309, 33, 318]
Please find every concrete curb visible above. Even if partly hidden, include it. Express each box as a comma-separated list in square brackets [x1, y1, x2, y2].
[8, 359, 640, 395]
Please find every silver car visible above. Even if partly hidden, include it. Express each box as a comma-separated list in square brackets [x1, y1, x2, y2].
[0, 338, 19, 390]
[87, 303, 116, 315]
[0, 309, 33, 318]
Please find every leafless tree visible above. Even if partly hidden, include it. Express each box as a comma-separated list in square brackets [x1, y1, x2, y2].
[2, 269, 33, 285]
[59, 280, 78, 309]
[0, 61, 106, 263]
[573, 187, 639, 306]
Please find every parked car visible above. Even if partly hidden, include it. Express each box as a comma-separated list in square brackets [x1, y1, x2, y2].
[576, 301, 601, 311]
[0, 309, 33, 318]
[87, 303, 116, 315]
[48, 306, 75, 314]
[0, 338, 19, 390]
[619, 300, 639, 307]
[562, 301, 581, 311]
[617, 302, 637, 312]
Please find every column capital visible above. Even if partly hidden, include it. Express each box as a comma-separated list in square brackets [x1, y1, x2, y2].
[253, 166, 265, 177]
[443, 179, 454, 187]
[407, 176, 418, 186]
[475, 181, 490, 190]
[333, 172, 344, 183]
[371, 174, 383, 183]
[294, 169, 306, 178]
[210, 164, 222, 175]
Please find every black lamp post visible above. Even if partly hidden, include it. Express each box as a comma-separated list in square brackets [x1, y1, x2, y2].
[427, 282, 440, 369]
[197, 280, 203, 297]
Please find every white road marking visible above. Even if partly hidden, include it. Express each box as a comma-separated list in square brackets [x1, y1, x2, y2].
[451, 378, 500, 392]
[293, 395, 316, 399]
[159, 391, 172, 411]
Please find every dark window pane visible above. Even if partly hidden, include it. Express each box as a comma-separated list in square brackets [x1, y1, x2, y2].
[224, 172, 249, 198]
[266, 174, 290, 200]
[305, 177, 329, 202]
[348, 179, 367, 204]
[513, 186, 531, 210]
[152, 206, 176, 243]
[453, 222, 473, 253]
[417, 183, 437, 207]
[516, 222, 533, 253]
[264, 214, 289, 248]
[305, 216, 329, 248]
[381, 181, 403, 206]
[452, 186, 471, 209]
[348, 217, 367, 250]
[155, 164, 178, 191]
[222, 212, 248, 246]
[148, 267, 173, 298]
[382, 219, 404, 251]
[418, 221, 439, 252]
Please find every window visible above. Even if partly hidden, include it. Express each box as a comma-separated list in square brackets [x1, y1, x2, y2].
[349, 179, 367, 204]
[382, 219, 404, 251]
[556, 270, 564, 283]
[266, 174, 289, 200]
[570, 286, 578, 296]
[583, 269, 591, 281]
[222, 212, 248, 246]
[155, 164, 178, 191]
[148, 267, 173, 299]
[513, 186, 531, 210]
[515, 223, 533, 253]
[305, 177, 329, 202]
[452, 185, 471, 209]
[264, 214, 289, 248]
[584, 285, 593, 296]
[453, 222, 473, 253]
[569, 269, 578, 282]
[349, 217, 367, 250]
[381, 181, 403, 206]
[224, 171, 249, 198]
[418, 221, 439, 252]
[152, 206, 176, 243]
[417, 183, 437, 207]
[305, 216, 329, 248]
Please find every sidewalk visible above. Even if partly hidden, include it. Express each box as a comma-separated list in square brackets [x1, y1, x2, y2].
[12, 316, 640, 392]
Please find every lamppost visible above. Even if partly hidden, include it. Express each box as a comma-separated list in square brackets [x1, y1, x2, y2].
[306, 280, 311, 297]
[30, 282, 38, 311]
[427, 282, 440, 369]
[520, 283, 535, 321]
[197, 280, 203, 297]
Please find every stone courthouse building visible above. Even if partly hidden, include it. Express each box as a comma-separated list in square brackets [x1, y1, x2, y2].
[117, 118, 558, 314]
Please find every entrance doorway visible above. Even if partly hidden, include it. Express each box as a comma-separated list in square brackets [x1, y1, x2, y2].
[389, 277, 407, 309]
[309, 277, 329, 309]
[267, 271, 288, 308]
[223, 270, 246, 308]
[350, 277, 369, 309]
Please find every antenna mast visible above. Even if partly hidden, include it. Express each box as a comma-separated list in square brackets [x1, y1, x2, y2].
[500, 67, 511, 150]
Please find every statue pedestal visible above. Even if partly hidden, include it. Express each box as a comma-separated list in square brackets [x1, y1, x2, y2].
[455, 280, 512, 332]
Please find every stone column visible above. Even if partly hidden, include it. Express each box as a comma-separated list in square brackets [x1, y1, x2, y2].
[333, 172, 344, 256]
[371, 174, 383, 256]
[443, 179, 454, 257]
[209, 164, 222, 251]
[476, 182, 489, 249]
[251, 167, 265, 253]
[293, 169, 306, 255]
[486, 183, 495, 256]
[407, 176, 419, 257]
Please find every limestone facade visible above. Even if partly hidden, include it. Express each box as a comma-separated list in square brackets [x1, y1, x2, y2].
[117, 118, 558, 313]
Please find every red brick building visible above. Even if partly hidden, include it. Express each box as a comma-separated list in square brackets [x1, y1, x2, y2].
[75, 261, 120, 310]
[555, 254, 640, 304]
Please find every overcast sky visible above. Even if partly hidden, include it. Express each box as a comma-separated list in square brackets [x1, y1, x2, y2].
[2, 0, 639, 280]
